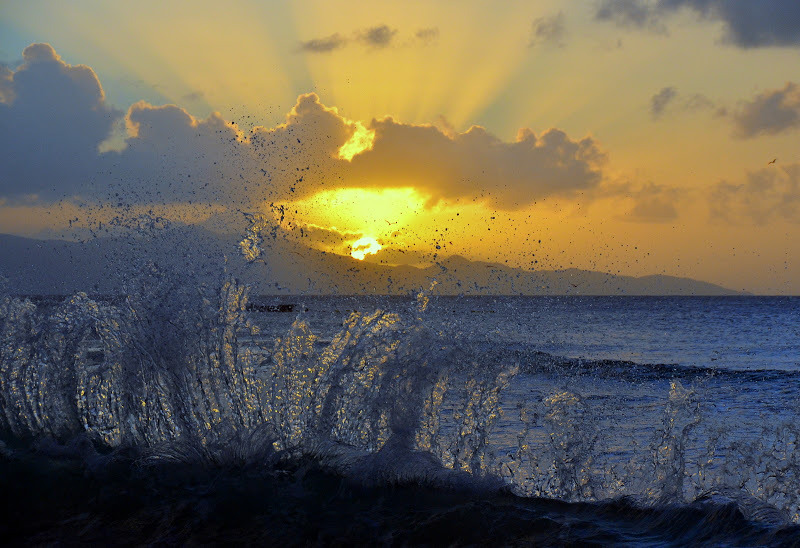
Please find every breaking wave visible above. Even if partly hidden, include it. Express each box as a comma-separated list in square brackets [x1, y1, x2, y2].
[1, 276, 800, 545]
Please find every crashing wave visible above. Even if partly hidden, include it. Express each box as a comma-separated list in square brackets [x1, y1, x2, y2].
[2, 275, 800, 535]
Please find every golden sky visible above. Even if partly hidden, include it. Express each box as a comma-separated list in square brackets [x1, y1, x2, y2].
[2, 1, 800, 293]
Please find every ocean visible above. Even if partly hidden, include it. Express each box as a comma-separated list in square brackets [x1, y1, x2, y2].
[2, 286, 800, 546]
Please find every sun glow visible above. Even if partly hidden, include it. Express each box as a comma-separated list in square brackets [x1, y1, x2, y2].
[350, 236, 382, 260]
[284, 187, 427, 234]
[338, 122, 375, 161]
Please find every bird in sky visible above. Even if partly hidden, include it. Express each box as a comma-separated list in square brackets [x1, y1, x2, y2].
[768, 158, 777, 165]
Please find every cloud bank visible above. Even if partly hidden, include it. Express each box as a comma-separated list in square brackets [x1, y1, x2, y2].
[597, 0, 800, 48]
[0, 44, 608, 214]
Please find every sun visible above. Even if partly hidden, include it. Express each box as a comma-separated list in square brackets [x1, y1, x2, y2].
[350, 236, 382, 260]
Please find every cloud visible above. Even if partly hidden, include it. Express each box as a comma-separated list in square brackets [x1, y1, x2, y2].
[529, 12, 567, 48]
[595, 0, 668, 34]
[415, 27, 440, 44]
[732, 82, 800, 138]
[710, 164, 800, 223]
[650, 86, 678, 118]
[628, 197, 678, 221]
[346, 122, 607, 209]
[671, 0, 800, 48]
[0, 43, 120, 200]
[298, 224, 362, 247]
[298, 33, 349, 53]
[300, 25, 429, 53]
[357, 25, 398, 48]
[602, 179, 682, 222]
[596, 1, 800, 47]
[684, 93, 716, 111]
[650, 86, 717, 119]
[0, 43, 609, 220]
[0, 65, 13, 102]
[100, 92, 357, 206]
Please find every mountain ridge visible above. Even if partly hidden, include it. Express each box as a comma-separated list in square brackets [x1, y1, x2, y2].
[0, 232, 745, 296]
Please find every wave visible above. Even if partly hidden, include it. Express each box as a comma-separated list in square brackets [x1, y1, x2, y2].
[2, 278, 800, 544]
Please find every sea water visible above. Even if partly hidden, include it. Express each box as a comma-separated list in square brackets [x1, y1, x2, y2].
[2, 284, 800, 545]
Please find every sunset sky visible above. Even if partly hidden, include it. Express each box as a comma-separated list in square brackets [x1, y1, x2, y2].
[2, 1, 800, 293]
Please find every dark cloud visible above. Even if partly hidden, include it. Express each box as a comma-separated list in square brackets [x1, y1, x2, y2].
[298, 33, 349, 53]
[664, 0, 800, 48]
[415, 27, 440, 44]
[529, 12, 567, 48]
[650, 86, 678, 118]
[0, 65, 13, 102]
[299, 25, 424, 52]
[596, 0, 800, 47]
[0, 43, 610, 215]
[0, 43, 120, 200]
[347, 122, 607, 209]
[118, 94, 607, 210]
[711, 164, 800, 223]
[733, 82, 800, 138]
[357, 25, 398, 48]
[102, 93, 354, 206]
[105, 101, 246, 204]
[595, 0, 668, 33]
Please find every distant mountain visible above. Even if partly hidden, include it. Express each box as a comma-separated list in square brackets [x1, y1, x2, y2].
[0, 232, 743, 296]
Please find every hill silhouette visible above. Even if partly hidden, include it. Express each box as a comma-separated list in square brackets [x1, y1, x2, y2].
[0, 231, 742, 296]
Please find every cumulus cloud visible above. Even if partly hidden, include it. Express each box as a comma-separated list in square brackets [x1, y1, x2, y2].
[529, 12, 567, 48]
[711, 164, 800, 223]
[733, 82, 800, 138]
[0, 43, 609, 216]
[596, 0, 800, 48]
[345, 121, 606, 208]
[0, 43, 120, 199]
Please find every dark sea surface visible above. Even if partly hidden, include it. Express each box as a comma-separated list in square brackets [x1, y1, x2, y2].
[2, 291, 800, 546]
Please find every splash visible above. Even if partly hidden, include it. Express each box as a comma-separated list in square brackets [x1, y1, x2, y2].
[1, 279, 800, 530]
